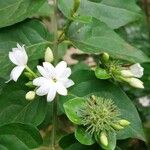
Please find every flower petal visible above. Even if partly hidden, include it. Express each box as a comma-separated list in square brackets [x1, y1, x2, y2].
[36, 84, 50, 96]
[56, 82, 67, 96]
[37, 65, 49, 78]
[47, 86, 56, 102]
[55, 61, 67, 77]
[43, 62, 55, 77]
[10, 66, 25, 82]
[33, 77, 49, 86]
[64, 79, 74, 88]
[129, 63, 144, 78]
[61, 68, 71, 78]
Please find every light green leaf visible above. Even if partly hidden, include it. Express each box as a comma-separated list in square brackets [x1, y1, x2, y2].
[0, 19, 52, 79]
[75, 126, 95, 145]
[67, 19, 149, 63]
[63, 98, 85, 125]
[0, 123, 42, 149]
[95, 67, 111, 79]
[0, 0, 45, 28]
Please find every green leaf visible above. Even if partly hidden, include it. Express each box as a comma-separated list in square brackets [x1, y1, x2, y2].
[75, 126, 95, 145]
[64, 70, 146, 141]
[0, 123, 42, 149]
[63, 98, 85, 125]
[95, 67, 111, 79]
[0, 135, 29, 150]
[0, 0, 45, 28]
[0, 81, 47, 126]
[67, 19, 149, 63]
[58, 0, 142, 29]
[0, 19, 52, 79]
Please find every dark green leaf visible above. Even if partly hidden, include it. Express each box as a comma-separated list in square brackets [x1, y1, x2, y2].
[0, 0, 45, 28]
[0, 82, 47, 126]
[67, 19, 149, 63]
[0, 123, 42, 149]
[58, 0, 142, 29]
[75, 126, 95, 145]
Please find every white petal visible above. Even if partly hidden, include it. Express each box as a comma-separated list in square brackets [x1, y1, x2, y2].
[43, 62, 55, 77]
[64, 79, 74, 88]
[56, 82, 67, 96]
[33, 77, 49, 86]
[10, 66, 25, 82]
[37, 65, 49, 78]
[55, 61, 67, 77]
[9, 52, 19, 66]
[47, 86, 56, 101]
[129, 63, 144, 78]
[9, 44, 28, 66]
[61, 68, 71, 78]
[36, 84, 50, 96]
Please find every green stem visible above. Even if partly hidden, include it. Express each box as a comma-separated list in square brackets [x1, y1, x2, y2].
[51, 0, 58, 149]
[25, 66, 38, 78]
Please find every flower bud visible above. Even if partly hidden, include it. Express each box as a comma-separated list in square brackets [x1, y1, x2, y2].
[25, 91, 35, 101]
[25, 81, 35, 88]
[44, 47, 54, 63]
[112, 124, 124, 130]
[100, 132, 108, 147]
[126, 78, 144, 89]
[73, 0, 80, 13]
[118, 119, 130, 126]
[120, 70, 133, 77]
[101, 52, 109, 62]
[24, 72, 34, 80]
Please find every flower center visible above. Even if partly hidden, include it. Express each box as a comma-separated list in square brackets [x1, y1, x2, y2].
[52, 77, 57, 83]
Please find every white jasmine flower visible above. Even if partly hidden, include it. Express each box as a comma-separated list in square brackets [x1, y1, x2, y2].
[138, 96, 150, 107]
[7, 43, 28, 82]
[33, 61, 74, 101]
[126, 78, 144, 89]
[129, 63, 144, 78]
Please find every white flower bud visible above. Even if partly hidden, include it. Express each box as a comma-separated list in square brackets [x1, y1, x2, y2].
[25, 91, 36, 101]
[100, 132, 108, 147]
[129, 63, 144, 78]
[120, 70, 134, 77]
[44, 47, 54, 63]
[126, 78, 144, 89]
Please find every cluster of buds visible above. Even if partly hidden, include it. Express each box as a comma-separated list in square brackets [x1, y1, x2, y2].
[95, 53, 144, 89]
[120, 63, 144, 89]
[79, 96, 130, 148]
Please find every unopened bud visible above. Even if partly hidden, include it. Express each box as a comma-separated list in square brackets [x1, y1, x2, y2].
[24, 72, 34, 80]
[73, 0, 80, 13]
[44, 47, 54, 63]
[102, 52, 109, 62]
[100, 132, 108, 147]
[121, 70, 133, 77]
[118, 119, 130, 126]
[126, 78, 144, 89]
[112, 124, 124, 130]
[25, 91, 35, 101]
[25, 81, 34, 88]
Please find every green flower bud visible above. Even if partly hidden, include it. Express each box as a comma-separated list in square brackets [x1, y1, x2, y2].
[24, 72, 34, 80]
[118, 119, 130, 126]
[112, 124, 124, 130]
[25, 91, 36, 101]
[101, 52, 109, 62]
[25, 81, 34, 88]
[73, 0, 80, 13]
[126, 78, 144, 89]
[100, 132, 108, 147]
[44, 47, 54, 63]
